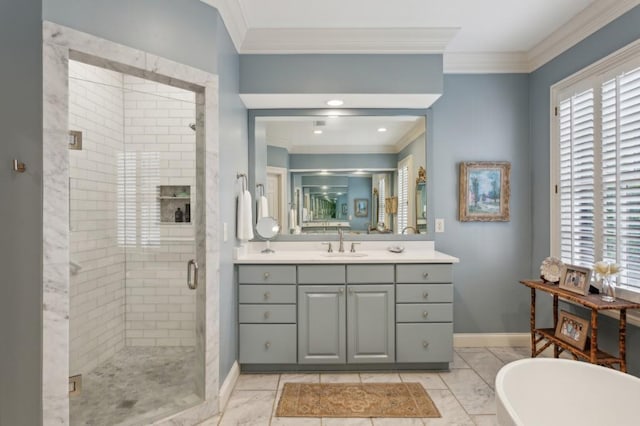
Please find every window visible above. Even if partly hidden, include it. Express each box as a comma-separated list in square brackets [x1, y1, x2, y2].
[378, 175, 386, 225]
[397, 155, 413, 233]
[552, 40, 640, 290]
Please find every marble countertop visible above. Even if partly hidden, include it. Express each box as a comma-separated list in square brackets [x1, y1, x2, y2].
[234, 241, 459, 264]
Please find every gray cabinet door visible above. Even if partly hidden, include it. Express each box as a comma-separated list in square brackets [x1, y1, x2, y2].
[298, 285, 346, 364]
[347, 284, 395, 363]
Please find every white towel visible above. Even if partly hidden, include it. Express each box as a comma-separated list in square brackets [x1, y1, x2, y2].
[289, 208, 297, 230]
[257, 195, 269, 219]
[237, 190, 254, 241]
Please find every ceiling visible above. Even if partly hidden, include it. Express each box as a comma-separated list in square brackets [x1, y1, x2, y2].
[205, 0, 638, 72]
[259, 115, 424, 155]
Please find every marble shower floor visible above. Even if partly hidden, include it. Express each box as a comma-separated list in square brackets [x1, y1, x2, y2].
[70, 346, 201, 426]
[199, 346, 538, 426]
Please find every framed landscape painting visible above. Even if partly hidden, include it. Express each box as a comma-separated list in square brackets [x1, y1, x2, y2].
[459, 161, 511, 222]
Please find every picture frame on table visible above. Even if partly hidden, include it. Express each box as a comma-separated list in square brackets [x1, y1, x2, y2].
[559, 264, 592, 296]
[554, 310, 589, 350]
[458, 161, 511, 222]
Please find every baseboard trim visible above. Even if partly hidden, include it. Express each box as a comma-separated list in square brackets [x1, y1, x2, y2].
[219, 361, 240, 411]
[454, 333, 530, 348]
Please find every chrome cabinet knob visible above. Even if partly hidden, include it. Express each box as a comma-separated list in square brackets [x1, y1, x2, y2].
[264, 272, 270, 280]
[348, 287, 354, 295]
[264, 291, 270, 300]
[339, 287, 344, 295]
[423, 272, 429, 279]
[422, 341, 429, 348]
[264, 311, 271, 319]
[422, 311, 429, 318]
[422, 291, 429, 299]
[265, 341, 271, 349]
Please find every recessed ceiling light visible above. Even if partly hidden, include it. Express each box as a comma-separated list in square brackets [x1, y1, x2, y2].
[313, 129, 323, 134]
[378, 127, 387, 132]
[322, 185, 328, 189]
[326, 99, 344, 107]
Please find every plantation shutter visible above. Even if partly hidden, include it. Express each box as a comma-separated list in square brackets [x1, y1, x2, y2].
[601, 67, 640, 287]
[378, 176, 386, 225]
[397, 164, 408, 233]
[557, 62, 640, 289]
[558, 88, 596, 268]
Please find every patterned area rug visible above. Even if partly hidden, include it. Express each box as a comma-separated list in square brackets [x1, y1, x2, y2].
[275, 382, 441, 418]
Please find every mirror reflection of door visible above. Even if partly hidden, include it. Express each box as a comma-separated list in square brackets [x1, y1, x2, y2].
[266, 166, 287, 233]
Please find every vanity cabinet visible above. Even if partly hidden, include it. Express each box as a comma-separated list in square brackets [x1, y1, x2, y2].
[395, 264, 453, 363]
[297, 265, 395, 364]
[238, 265, 297, 364]
[298, 285, 346, 364]
[347, 284, 394, 363]
[237, 262, 453, 368]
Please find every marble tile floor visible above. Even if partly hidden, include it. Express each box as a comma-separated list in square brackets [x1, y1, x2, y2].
[199, 346, 536, 426]
[70, 346, 201, 426]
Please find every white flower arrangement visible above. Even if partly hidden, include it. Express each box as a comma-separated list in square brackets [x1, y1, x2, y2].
[594, 261, 622, 278]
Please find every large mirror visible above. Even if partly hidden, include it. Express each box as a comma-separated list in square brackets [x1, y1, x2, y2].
[250, 110, 430, 239]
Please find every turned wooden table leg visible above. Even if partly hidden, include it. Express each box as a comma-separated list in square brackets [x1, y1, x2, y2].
[530, 288, 536, 357]
[619, 309, 627, 372]
[590, 308, 598, 364]
[553, 295, 559, 358]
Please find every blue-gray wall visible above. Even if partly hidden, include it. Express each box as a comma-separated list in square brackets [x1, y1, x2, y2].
[267, 145, 289, 169]
[529, 5, 640, 375]
[398, 134, 426, 169]
[0, 1, 43, 423]
[213, 15, 248, 383]
[43, 0, 247, 386]
[240, 54, 443, 95]
[431, 74, 531, 332]
[348, 177, 373, 231]
[290, 153, 397, 170]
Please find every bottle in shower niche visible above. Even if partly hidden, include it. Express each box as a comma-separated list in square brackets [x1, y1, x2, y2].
[175, 207, 184, 223]
[185, 203, 191, 223]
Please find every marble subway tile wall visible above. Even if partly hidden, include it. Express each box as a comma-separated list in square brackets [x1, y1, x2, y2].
[68, 61, 126, 375]
[123, 76, 197, 347]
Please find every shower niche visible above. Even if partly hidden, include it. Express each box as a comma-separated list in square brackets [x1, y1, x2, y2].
[158, 185, 191, 223]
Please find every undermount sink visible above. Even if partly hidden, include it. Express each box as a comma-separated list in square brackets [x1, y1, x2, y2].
[322, 252, 368, 257]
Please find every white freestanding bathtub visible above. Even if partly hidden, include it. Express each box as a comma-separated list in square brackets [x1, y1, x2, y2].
[496, 358, 640, 426]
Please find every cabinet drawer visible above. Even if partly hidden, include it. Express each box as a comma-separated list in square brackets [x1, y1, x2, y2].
[239, 285, 296, 304]
[396, 303, 452, 323]
[239, 304, 296, 323]
[238, 265, 296, 284]
[347, 265, 394, 283]
[396, 264, 452, 283]
[396, 284, 453, 303]
[298, 265, 345, 284]
[239, 324, 297, 364]
[396, 323, 453, 363]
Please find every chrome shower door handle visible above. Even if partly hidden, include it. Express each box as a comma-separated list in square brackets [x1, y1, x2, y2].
[187, 259, 198, 290]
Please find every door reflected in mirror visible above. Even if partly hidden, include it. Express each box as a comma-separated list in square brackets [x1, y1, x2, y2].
[256, 112, 427, 238]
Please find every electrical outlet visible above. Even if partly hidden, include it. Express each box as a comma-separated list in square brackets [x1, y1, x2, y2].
[435, 218, 445, 233]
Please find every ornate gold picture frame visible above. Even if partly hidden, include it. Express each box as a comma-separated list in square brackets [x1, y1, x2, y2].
[459, 161, 511, 222]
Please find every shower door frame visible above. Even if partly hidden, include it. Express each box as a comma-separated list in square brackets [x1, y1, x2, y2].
[42, 21, 220, 424]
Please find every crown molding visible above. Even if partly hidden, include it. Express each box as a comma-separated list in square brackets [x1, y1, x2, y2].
[199, 0, 248, 52]
[443, 52, 529, 74]
[527, 0, 640, 72]
[395, 120, 426, 152]
[240, 27, 459, 54]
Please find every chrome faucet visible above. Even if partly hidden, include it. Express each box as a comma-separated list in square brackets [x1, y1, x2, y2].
[338, 228, 345, 253]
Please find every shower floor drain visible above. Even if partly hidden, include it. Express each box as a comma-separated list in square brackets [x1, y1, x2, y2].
[117, 400, 138, 409]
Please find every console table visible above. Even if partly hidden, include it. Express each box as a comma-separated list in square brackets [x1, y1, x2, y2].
[520, 280, 640, 372]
